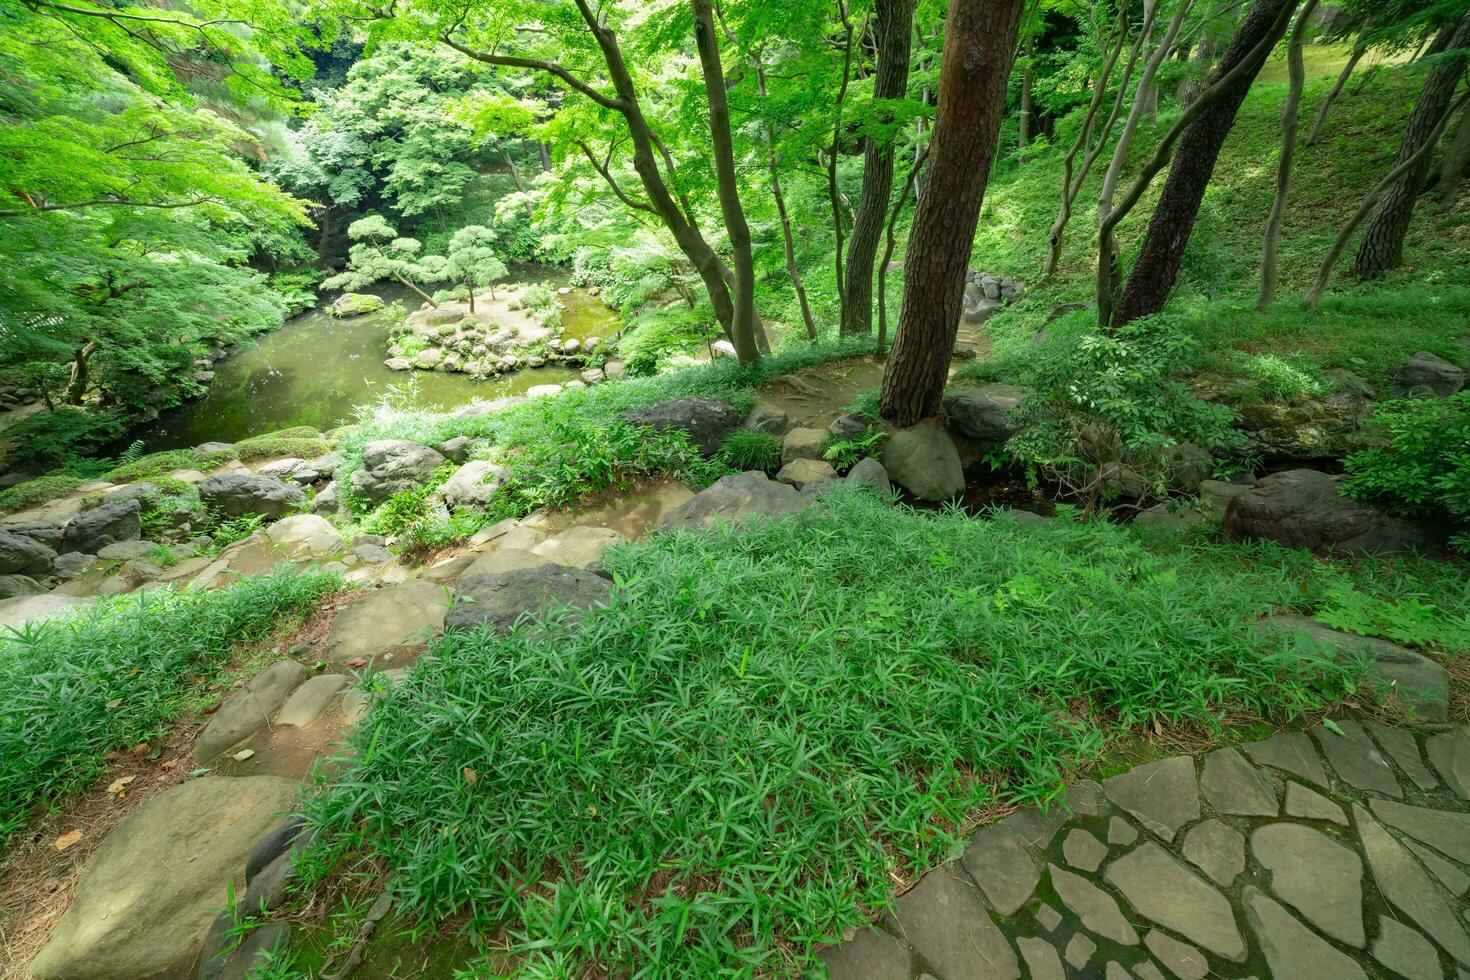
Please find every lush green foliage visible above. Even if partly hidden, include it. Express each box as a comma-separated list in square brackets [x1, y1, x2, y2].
[1344, 393, 1470, 541]
[0, 474, 84, 513]
[301, 489, 1367, 975]
[1315, 579, 1470, 653]
[718, 429, 782, 472]
[0, 570, 338, 843]
[823, 426, 886, 472]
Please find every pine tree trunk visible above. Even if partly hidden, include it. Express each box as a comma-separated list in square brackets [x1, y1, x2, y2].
[1112, 0, 1296, 327]
[1437, 96, 1470, 202]
[1354, 13, 1470, 277]
[841, 0, 917, 336]
[879, 0, 1026, 427]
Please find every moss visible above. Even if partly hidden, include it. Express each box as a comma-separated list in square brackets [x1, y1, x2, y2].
[0, 474, 84, 513]
[233, 436, 335, 461]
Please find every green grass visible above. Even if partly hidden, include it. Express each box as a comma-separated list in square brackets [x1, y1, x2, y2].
[0, 474, 84, 513]
[297, 489, 1424, 976]
[0, 569, 339, 844]
[234, 436, 335, 462]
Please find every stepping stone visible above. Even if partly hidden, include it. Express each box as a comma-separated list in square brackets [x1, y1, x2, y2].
[1144, 931, 1208, 980]
[1016, 937, 1065, 980]
[275, 674, 349, 727]
[1000, 803, 1070, 850]
[1105, 963, 1130, 980]
[818, 926, 911, 980]
[462, 547, 552, 578]
[1250, 823, 1365, 947]
[1104, 843, 1245, 962]
[1373, 916, 1443, 980]
[1108, 817, 1138, 845]
[1427, 727, 1470, 799]
[1354, 803, 1470, 964]
[882, 865, 1019, 980]
[1049, 866, 1139, 945]
[446, 564, 611, 633]
[960, 825, 1039, 915]
[1242, 885, 1368, 980]
[195, 660, 310, 765]
[531, 526, 627, 567]
[1102, 756, 1199, 843]
[1370, 798, 1470, 864]
[1132, 962, 1166, 980]
[1283, 782, 1347, 825]
[1064, 934, 1096, 969]
[1313, 721, 1401, 798]
[1182, 819, 1245, 888]
[323, 579, 449, 665]
[1362, 720, 1440, 791]
[1035, 903, 1062, 932]
[1407, 839, 1470, 896]
[1242, 732, 1328, 788]
[1063, 828, 1109, 872]
[1199, 747, 1277, 816]
[1065, 779, 1107, 817]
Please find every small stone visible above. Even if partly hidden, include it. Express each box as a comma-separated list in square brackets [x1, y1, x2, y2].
[1065, 779, 1107, 817]
[1035, 903, 1062, 932]
[1242, 732, 1328, 788]
[882, 865, 1019, 980]
[1063, 828, 1109, 872]
[1105, 963, 1130, 980]
[1050, 865, 1139, 945]
[1144, 931, 1208, 980]
[1199, 747, 1277, 816]
[817, 927, 910, 980]
[1017, 937, 1064, 980]
[1372, 916, 1443, 980]
[781, 427, 827, 464]
[1426, 727, 1470, 799]
[776, 458, 838, 489]
[1406, 839, 1470, 896]
[1369, 798, 1470, 864]
[1065, 934, 1097, 970]
[960, 825, 1039, 916]
[1355, 803, 1470, 963]
[1000, 803, 1069, 850]
[1283, 782, 1347, 824]
[1108, 817, 1138, 846]
[275, 674, 349, 727]
[1132, 962, 1166, 980]
[1362, 720, 1439, 791]
[1242, 886, 1367, 980]
[1104, 843, 1245, 961]
[1251, 823, 1365, 947]
[1313, 720, 1402, 797]
[194, 660, 309, 764]
[217, 921, 291, 980]
[1102, 756, 1199, 842]
[1182, 819, 1245, 888]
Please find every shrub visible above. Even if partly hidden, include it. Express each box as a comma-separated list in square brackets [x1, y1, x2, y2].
[1343, 392, 1470, 545]
[718, 429, 781, 472]
[823, 426, 886, 472]
[0, 475, 84, 513]
[0, 569, 338, 843]
[2, 406, 127, 470]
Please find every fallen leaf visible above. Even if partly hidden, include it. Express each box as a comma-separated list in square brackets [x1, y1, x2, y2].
[132, 742, 149, 757]
[462, 767, 477, 785]
[160, 758, 179, 771]
[54, 830, 82, 852]
[106, 775, 136, 795]
[345, 656, 368, 669]
[231, 748, 255, 762]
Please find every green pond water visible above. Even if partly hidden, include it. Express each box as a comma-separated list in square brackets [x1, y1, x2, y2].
[131, 269, 617, 452]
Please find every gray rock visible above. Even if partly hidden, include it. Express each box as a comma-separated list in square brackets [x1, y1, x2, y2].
[776, 458, 837, 489]
[1388, 351, 1464, 397]
[1016, 937, 1065, 980]
[960, 824, 1039, 915]
[1064, 934, 1096, 969]
[311, 480, 341, 516]
[880, 423, 965, 501]
[818, 927, 911, 980]
[1035, 903, 1062, 932]
[199, 474, 305, 520]
[1242, 731, 1329, 787]
[348, 440, 447, 505]
[195, 660, 310, 764]
[331, 291, 384, 317]
[1144, 932, 1208, 980]
[435, 435, 474, 463]
[440, 460, 509, 510]
[217, 921, 291, 980]
[1251, 823, 1365, 946]
[621, 396, 743, 456]
[446, 564, 612, 633]
[61, 499, 142, 555]
[1104, 843, 1246, 961]
[29, 776, 299, 980]
[744, 402, 789, 435]
[781, 426, 827, 464]
[1354, 803, 1470, 963]
[656, 472, 812, 531]
[52, 551, 94, 579]
[256, 457, 307, 480]
[1102, 756, 1199, 842]
[97, 539, 157, 561]
[1199, 747, 1277, 816]
[532, 526, 627, 568]
[845, 457, 892, 495]
[4, 518, 65, 550]
[1361, 719, 1439, 791]
[1062, 828, 1108, 872]
[1182, 819, 1245, 887]
[1108, 817, 1139, 845]
[1313, 719, 1402, 796]
[1242, 886, 1367, 980]
[1222, 468, 1443, 557]
[944, 384, 1028, 444]
[1426, 726, 1470, 799]
[275, 674, 349, 727]
[1368, 798, 1470, 864]
[462, 548, 552, 579]
[881, 865, 1019, 980]
[1050, 865, 1139, 945]
[1283, 782, 1346, 824]
[0, 573, 45, 599]
[1198, 479, 1249, 514]
[828, 412, 873, 443]
[1164, 442, 1212, 493]
[0, 593, 89, 629]
[323, 580, 448, 665]
[1372, 916, 1442, 980]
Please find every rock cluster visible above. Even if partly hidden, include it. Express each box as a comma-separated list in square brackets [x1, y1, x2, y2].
[962, 269, 1025, 324]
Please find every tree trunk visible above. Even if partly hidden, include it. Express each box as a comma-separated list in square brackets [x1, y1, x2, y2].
[316, 205, 335, 268]
[879, 0, 1026, 427]
[829, 0, 857, 328]
[755, 61, 818, 341]
[1258, 0, 1319, 311]
[503, 148, 536, 217]
[1140, 0, 1159, 123]
[65, 341, 96, 405]
[1018, 32, 1035, 156]
[538, 142, 552, 171]
[1111, 0, 1297, 327]
[1353, 13, 1470, 277]
[1437, 95, 1470, 202]
[1305, 42, 1364, 145]
[878, 147, 929, 347]
[841, 0, 917, 336]
[691, 0, 759, 363]
[395, 272, 438, 308]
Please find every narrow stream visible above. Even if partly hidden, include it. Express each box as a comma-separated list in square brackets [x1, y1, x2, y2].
[129, 267, 617, 451]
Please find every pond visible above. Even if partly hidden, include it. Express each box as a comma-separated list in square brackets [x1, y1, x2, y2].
[129, 267, 617, 452]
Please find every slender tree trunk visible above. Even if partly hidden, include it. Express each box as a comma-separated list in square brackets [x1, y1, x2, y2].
[1305, 42, 1365, 145]
[829, 0, 857, 328]
[1140, 0, 1160, 123]
[503, 148, 536, 218]
[1258, 0, 1319, 311]
[878, 146, 929, 348]
[1353, 13, 1470, 278]
[1437, 96, 1470, 202]
[1110, 0, 1298, 327]
[879, 0, 1026, 427]
[65, 341, 95, 405]
[316, 205, 335, 268]
[754, 61, 818, 341]
[841, 0, 917, 336]
[1018, 33, 1035, 157]
[538, 142, 552, 171]
[394, 273, 438, 308]
[691, 0, 759, 363]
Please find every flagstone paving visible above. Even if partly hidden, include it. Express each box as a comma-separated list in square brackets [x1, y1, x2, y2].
[821, 717, 1470, 979]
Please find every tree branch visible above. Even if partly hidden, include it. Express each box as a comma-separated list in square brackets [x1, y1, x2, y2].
[439, 33, 625, 112]
[0, 195, 218, 217]
[574, 139, 656, 213]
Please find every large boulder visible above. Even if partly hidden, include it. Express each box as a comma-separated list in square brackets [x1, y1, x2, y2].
[3, 517, 65, 551]
[330, 292, 384, 317]
[944, 384, 1029, 445]
[1222, 469, 1442, 557]
[1386, 351, 1464, 398]
[620, 397, 743, 456]
[323, 579, 449, 665]
[880, 423, 966, 501]
[1236, 393, 1372, 460]
[0, 593, 89, 629]
[0, 573, 45, 599]
[348, 440, 446, 505]
[28, 776, 300, 980]
[656, 471, 812, 531]
[440, 459, 509, 510]
[0, 528, 56, 575]
[199, 474, 305, 520]
[446, 564, 612, 633]
[61, 499, 142, 555]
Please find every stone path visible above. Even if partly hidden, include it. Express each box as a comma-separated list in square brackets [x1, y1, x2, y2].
[821, 718, 1470, 980]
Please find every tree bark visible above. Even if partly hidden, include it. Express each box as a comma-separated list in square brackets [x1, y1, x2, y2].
[755, 60, 817, 340]
[1257, 0, 1319, 311]
[1018, 32, 1035, 156]
[1353, 12, 1470, 277]
[879, 0, 1026, 427]
[841, 0, 917, 336]
[1437, 95, 1470, 202]
[1110, 0, 1297, 327]
[691, 0, 759, 363]
[878, 146, 928, 348]
[829, 0, 857, 328]
[65, 341, 96, 405]
[1304, 42, 1364, 145]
